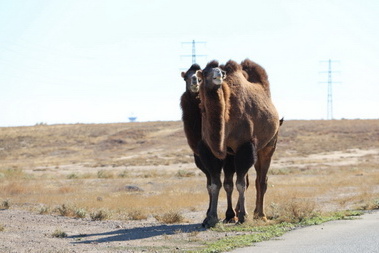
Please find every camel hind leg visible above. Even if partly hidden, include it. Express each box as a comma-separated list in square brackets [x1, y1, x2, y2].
[234, 141, 256, 224]
[254, 133, 279, 220]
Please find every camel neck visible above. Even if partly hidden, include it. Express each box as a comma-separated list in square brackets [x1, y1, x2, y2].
[200, 84, 230, 159]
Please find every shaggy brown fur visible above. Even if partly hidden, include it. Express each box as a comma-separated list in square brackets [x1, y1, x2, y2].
[198, 59, 280, 227]
[180, 64, 202, 154]
[220, 60, 279, 152]
[240, 58, 271, 97]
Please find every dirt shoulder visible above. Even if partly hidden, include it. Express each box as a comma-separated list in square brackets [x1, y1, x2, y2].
[0, 208, 210, 253]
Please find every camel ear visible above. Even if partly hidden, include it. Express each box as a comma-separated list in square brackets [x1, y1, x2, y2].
[181, 72, 186, 78]
[222, 70, 226, 79]
[195, 70, 203, 79]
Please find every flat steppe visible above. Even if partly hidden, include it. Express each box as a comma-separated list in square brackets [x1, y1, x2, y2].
[0, 119, 378, 252]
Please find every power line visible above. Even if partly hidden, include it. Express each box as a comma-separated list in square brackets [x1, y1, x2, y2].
[319, 59, 341, 120]
[181, 40, 206, 65]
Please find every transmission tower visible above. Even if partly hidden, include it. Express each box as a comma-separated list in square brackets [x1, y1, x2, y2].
[320, 59, 341, 120]
[181, 40, 207, 65]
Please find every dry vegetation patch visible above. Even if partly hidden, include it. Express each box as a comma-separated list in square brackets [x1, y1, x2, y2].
[0, 119, 378, 252]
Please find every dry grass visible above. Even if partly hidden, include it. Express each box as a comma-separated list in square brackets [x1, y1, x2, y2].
[154, 211, 185, 224]
[1, 200, 10, 209]
[127, 209, 148, 220]
[51, 229, 67, 238]
[0, 121, 188, 170]
[90, 209, 110, 221]
[0, 120, 378, 225]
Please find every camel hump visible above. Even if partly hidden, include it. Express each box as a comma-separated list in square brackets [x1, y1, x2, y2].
[241, 58, 270, 95]
[224, 60, 242, 74]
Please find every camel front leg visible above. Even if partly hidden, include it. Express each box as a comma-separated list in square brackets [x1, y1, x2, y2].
[205, 172, 222, 228]
[195, 154, 212, 216]
[198, 141, 223, 228]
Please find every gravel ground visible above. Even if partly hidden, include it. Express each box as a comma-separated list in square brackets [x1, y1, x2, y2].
[0, 208, 210, 253]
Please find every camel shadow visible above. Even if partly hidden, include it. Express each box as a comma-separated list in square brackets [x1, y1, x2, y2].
[69, 223, 205, 244]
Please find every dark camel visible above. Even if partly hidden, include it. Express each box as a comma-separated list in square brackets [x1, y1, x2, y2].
[180, 64, 213, 216]
[197, 59, 280, 228]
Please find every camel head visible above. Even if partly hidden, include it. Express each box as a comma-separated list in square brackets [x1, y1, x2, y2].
[202, 62, 226, 89]
[181, 64, 202, 94]
[212, 68, 226, 85]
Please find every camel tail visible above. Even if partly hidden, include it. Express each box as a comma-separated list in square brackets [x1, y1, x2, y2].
[241, 59, 271, 96]
[279, 117, 284, 126]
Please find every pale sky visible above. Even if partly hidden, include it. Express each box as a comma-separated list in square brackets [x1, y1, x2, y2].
[1, 0, 378, 127]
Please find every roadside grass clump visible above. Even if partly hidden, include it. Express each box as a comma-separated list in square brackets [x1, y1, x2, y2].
[154, 211, 185, 224]
[67, 173, 79, 179]
[268, 198, 317, 223]
[117, 170, 129, 178]
[0, 224, 4, 232]
[1, 200, 10, 209]
[74, 208, 87, 218]
[56, 204, 87, 218]
[175, 169, 196, 178]
[127, 209, 148, 220]
[51, 229, 68, 238]
[39, 205, 50, 215]
[90, 209, 110, 221]
[1, 182, 28, 195]
[0, 168, 26, 179]
[97, 170, 114, 179]
[58, 186, 75, 194]
[56, 204, 75, 217]
[355, 198, 379, 211]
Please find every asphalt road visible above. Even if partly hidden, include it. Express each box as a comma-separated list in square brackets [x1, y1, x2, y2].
[230, 210, 379, 253]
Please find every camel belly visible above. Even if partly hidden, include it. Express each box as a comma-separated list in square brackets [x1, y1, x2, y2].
[225, 113, 279, 153]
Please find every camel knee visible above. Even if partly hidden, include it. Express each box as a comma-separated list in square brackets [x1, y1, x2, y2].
[236, 182, 246, 193]
[223, 181, 233, 193]
[198, 141, 223, 173]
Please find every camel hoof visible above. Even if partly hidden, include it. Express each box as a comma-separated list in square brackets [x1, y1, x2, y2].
[253, 213, 268, 222]
[202, 216, 219, 228]
[223, 217, 238, 224]
[237, 213, 248, 224]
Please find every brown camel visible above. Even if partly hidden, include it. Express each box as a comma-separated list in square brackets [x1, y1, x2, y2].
[197, 59, 280, 228]
[180, 64, 245, 224]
